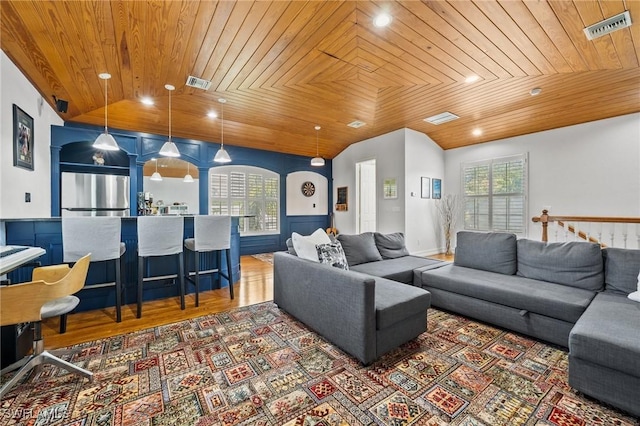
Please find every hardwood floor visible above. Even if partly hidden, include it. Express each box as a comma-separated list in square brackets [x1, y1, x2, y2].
[42, 252, 450, 350]
[42, 255, 274, 349]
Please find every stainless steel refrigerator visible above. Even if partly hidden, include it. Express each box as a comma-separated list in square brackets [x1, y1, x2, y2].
[61, 172, 130, 216]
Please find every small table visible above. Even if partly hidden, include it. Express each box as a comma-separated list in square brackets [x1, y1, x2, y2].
[1, 245, 46, 275]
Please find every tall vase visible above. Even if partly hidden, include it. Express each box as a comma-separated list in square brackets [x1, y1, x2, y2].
[444, 226, 452, 255]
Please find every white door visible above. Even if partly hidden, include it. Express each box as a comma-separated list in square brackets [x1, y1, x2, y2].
[356, 159, 376, 233]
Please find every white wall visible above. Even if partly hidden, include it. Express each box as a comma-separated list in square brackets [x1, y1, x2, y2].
[332, 129, 406, 235]
[1, 51, 64, 219]
[445, 113, 640, 243]
[286, 171, 328, 216]
[143, 177, 200, 214]
[405, 129, 445, 255]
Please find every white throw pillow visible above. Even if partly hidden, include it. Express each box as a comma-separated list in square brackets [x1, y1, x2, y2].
[628, 270, 640, 303]
[291, 228, 331, 262]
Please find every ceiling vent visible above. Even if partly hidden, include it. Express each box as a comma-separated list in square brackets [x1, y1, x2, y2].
[186, 75, 212, 90]
[347, 120, 366, 128]
[424, 112, 459, 125]
[584, 11, 632, 40]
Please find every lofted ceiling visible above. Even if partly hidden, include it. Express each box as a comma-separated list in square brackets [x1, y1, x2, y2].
[2, 0, 639, 160]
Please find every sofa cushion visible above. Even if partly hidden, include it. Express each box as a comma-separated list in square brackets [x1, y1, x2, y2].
[316, 241, 349, 270]
[285, 238, 297, 256]
[291, 228, 331, 262]
[421, 264, 596, 323]
[351, 256, 443, 284]
[454, 231, 517, 275]
[374, 232, 410, 259]
[569, 292, 640, 378]
[337, 233, 382, 266]
[374, 277, 431, 330]
[603, 247, 640, 295]
[517, 240, 604, 291]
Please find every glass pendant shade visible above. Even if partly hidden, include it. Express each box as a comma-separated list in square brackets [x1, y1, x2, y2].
[311, 156, 325, 166]
[160, 84, 180, 157]
[214, 147, 231, 163]
[159, 141, 180, 157]
[214, 98, 232, 163]
[183, 163, 194, 182]
[94, 73, 119, 151]
[311, 125, 324, 166]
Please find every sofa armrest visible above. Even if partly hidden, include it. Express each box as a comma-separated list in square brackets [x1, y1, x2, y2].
[273, 252, 377, 364]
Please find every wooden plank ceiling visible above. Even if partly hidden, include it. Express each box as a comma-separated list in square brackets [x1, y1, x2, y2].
[2, 0, 639, 160]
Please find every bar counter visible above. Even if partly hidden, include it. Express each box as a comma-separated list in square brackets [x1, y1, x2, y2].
[2, 216, 240, 313]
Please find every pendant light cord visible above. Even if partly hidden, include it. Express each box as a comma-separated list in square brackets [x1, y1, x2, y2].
[316, 128, 319, 156]
[104, 77, 108, 133]
[168, 88, 172, 140]
[220, 101, 224, 149]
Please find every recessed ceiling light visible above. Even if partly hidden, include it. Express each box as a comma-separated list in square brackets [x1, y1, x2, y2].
[530, 87, 542, 96]
[207, 111, 217, 118]
[141, 97, 154, 106]
[347, 120, 366, 128]
[465, 75, 480, 83]
[472, 128, 483, 136]
[373, 13, 391, 28]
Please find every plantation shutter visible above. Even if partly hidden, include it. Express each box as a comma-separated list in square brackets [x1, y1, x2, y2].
[462, 154, 527, 235]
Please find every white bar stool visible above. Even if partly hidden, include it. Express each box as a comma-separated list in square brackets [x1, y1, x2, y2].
[184, 215, 234, 306]
[137, 216, 185, 318]
[62, 217, 126, 323]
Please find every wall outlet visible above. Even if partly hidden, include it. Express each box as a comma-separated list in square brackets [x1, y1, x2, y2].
[25, 192, 31, 202]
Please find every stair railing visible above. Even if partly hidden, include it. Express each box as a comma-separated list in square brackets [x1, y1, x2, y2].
[531, 209, 640, 248]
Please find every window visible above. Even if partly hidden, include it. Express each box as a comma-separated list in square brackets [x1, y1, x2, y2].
[462, 154, 527, 234]
[210, 166, 279, 235]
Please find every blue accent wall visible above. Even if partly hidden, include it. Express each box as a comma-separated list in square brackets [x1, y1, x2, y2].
[51, 122, 332, 254]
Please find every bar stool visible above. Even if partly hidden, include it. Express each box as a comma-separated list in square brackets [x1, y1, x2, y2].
[62, 217, 126, 323]
[184, 215, 234, 306]
[137, 216, 185, 318]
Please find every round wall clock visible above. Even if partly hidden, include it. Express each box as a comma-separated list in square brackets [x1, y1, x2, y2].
[301, 181, 315, 197]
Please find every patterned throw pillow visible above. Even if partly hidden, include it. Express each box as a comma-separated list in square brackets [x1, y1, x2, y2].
[316, 241, 349, 270]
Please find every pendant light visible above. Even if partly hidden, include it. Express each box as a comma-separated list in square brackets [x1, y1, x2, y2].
[311, 125, 325, 166]
[159, 84, 180, 157]
[93, 73, 119, 151]
[150, 158, 162, 181]
[214, 98, 232, 163]
[183, 162, 194, 183]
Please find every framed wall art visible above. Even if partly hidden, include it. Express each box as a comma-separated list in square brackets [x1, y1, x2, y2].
[421, 177, 430, 199]
[432, 178, 442, 199]
[383, 178, 398, 199]
[336, 186, 348, 211]
[13, 104, 34, 170]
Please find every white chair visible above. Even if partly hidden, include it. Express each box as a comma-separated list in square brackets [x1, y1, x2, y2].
[184, 215, 234, 306]
[0, 254, 93, 398]
[62, 217, 126, 323]
[137, 216, 185, 318]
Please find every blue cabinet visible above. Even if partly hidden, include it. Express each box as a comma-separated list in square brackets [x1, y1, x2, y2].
[3, 217, 241, 313]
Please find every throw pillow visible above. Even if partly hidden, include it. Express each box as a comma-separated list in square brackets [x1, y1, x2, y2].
[291, 228, 331, 262]
[316, 241, 349, 270]
[628, 271, 640, 303]
[337, 232, 383, 266]
[374, 232, 410, 259]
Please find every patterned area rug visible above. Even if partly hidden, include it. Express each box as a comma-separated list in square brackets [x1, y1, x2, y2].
[2, 303, 638, 425]
[251, 253, 274, 265]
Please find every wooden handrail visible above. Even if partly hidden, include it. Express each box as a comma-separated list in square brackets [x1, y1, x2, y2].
[532, 209, 640, 243]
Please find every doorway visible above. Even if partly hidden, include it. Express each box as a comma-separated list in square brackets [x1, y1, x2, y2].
[356, 159, 376, 233]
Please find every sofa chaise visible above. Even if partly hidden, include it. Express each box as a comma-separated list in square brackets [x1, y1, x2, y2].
[275, 231, 439, 364]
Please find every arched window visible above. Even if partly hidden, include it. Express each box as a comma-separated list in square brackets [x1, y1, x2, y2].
[210, 165, 279, 235]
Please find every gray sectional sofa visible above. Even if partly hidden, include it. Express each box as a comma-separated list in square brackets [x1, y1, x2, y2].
[418, 231, 640, 417]
[274, 232, 440, 364]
